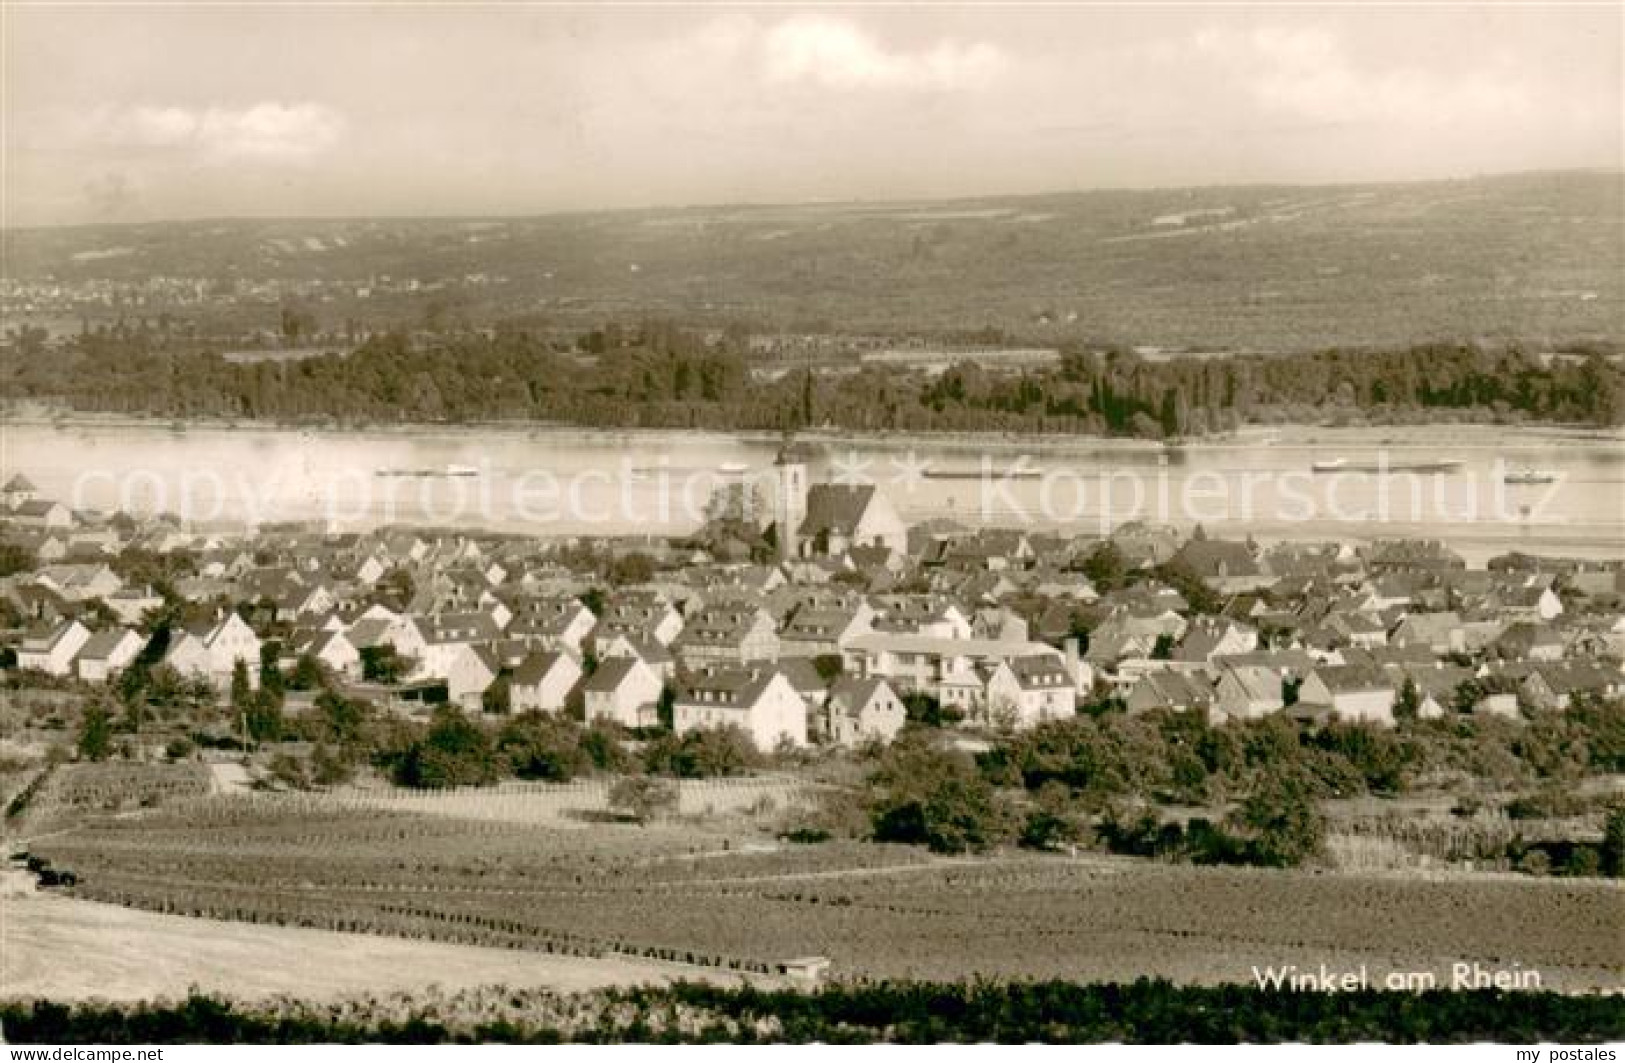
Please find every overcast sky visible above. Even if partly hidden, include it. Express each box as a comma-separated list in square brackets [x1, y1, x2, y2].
[5, 3, 1620, 226]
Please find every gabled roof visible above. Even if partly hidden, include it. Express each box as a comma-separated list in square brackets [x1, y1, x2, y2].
[3, 473, 38, 493]
[1217, 662, 1285, 704]
[1311, 664, 1394, 695]
[77, 627, 138, 661]
[828, 675, 895, 716]
[1008, 654, 1072, 690]
[512, 649, 578, 686]
[799, 484, 878, 539]
[1136, 669, 1215, 708]
[582, 655, 648, 694]
[346, 616, 398, 649]
[681, 665, 793, 708]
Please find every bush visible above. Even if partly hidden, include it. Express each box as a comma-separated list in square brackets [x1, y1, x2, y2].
[643, 726, 760, 779]
[607, 775, 677, 825]
[496, 712, 587, 781]
[394, 706, 503, 789]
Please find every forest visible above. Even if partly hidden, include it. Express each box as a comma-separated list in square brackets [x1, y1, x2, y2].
[4, 321, 1621, 437]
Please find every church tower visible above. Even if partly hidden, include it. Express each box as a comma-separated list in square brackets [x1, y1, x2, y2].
[774, 440, 807, 562]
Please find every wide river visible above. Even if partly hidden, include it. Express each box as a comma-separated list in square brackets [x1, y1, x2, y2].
[4, 420, 1622, 565]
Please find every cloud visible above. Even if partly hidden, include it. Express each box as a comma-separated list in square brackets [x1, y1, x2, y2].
[1189, 27, 1533, 129]
[759, 15, 1004, 91]
[108, 101, 345, 163]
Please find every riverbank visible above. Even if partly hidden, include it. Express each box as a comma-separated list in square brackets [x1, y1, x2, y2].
[8, 402, 1622, 454]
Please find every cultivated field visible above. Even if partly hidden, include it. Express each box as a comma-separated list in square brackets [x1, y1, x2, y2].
[0, 883, 737, 1002]
[25, 801, 1625, 993]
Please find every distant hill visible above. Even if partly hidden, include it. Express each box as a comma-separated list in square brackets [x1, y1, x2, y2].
[6, 170, 1621, 351]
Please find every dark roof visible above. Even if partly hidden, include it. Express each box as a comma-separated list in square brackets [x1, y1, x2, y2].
[3, 474, 37, 492]
[799, 484, 877, 539]
[582, 655, 642, 693]
[512, 650, 575, 685]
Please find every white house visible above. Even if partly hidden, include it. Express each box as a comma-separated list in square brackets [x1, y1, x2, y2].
[982, 655, 1078, 729]
[164, 613, 262, 690]
[674, 666, 807, 751]
[16, 619, 92, 677]
[594, 632, 676, 682]
[825, 676, 906, 748]
[285, 628, 362, 680]
[1298, 665, 1397, 726]
[509, 650, 583, 714]
[582, 655, 663, 729]
[76, 627, 144, 683]
[1211, 662, 1288, 724]
[419, 643, 498, 709]
[508, 597, 596, 653]
[34, 563, 122, 603]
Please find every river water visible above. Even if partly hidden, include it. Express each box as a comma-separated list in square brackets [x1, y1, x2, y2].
[5, 420, 1622, 564]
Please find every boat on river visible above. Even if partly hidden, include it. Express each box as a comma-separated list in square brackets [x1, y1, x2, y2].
[1311, 457, 1463, 474]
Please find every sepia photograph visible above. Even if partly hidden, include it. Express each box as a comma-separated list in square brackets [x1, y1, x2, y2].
[0, 0, 1622, 1050]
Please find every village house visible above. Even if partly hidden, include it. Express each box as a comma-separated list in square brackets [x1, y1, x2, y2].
[843, 632, 1069, 703]
[1172, 535, 1271, 593]
[970, 606, 1029, 642]
[824, 676, 906, 748]
[411, 642, 499, 710]
[1494, 621, 1568, 663]
[594, 632, 676, 682]
[778, 600, 876, 658]
[595, 590, 684, 646]
[1297, 664, 1398, 726]
[1172, 617, 1259, 668]
[675, 602, 780, 665]
[283, 628, 362, 680]
[869, 596, 973, 639]
[1, 473, 39, 508]
[1322, 610, 1389, 650]
[76, 627, 145, 683]
[34, 563, 121, 603]
[412, 613, 504, 703]
[938, 529, 1036, 573]
[1389, 611, 1467, 655]
[102, 585, 166, 626]
[1211, 661, 1291, 724]
[1490, 583, 1566, 623]
[1385, 662, 1474, 720]
[968, 656, 1072, 734]
[674, 665, 808, 751]
[582, 655, 663, 728]
[1126, 668, 1217, 717]
[347, 612, 430, 667]
[7, 498, 72, 530]
[1519, 661, 1623, 712]
[164, 613, 262, 690]
[507, 596, 595, 653]
[16, 618, 93, 677]
[509, 649, 583, 714]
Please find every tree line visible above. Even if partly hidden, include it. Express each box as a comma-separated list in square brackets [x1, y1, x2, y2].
[6, 321, 1621, 436]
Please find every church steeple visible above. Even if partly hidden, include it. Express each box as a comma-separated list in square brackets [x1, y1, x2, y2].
[774, 436, 808, 562]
